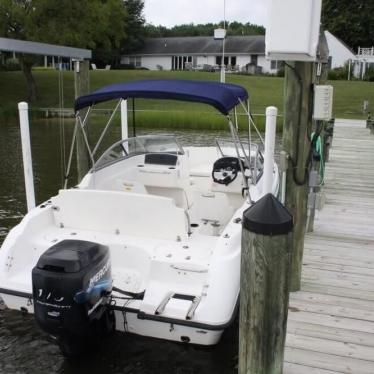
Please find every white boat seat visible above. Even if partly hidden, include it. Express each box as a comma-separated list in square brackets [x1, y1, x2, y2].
[135, 164, 181, 187]
[189, 164, 212, 178]
[135, 164, 193, 209]
[51, 189, 188, 240]
[145, 186, 192, 210]
[100, 178, 148, 194]
[194, 191, 234, 227]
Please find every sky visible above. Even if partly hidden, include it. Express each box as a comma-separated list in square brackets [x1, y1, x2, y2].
[143, 0, 269, 28]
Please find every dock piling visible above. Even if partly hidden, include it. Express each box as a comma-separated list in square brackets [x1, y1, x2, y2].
[263, 106, 278, 195]
[283, 61, 314, 291]
[323, 119, 335, 162]
[18, 102, 36, 212]
[239, 193, 293, 374]
[368, 117, 374, 135]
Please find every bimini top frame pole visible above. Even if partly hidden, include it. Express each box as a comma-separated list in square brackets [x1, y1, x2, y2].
[64, 99, 127, 188]
[64, 106, 93, 189]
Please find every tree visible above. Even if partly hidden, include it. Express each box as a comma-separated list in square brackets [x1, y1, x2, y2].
[0, 0, 127, 101]
[122, 0, 145, 54]
[322, 0, 374, 51]
[144, 21, 265, 38]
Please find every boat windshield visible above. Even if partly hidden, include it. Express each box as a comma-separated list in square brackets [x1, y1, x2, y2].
[216, 138, 263, 170]
[216, 138, 251, 158]
[94, 135, 184, 171]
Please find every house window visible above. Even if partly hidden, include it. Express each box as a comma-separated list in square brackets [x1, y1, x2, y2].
[271, 60, 278, 70]
[216, 56, 229, 66]
[129, 56, 141, 67]
[230, 56, 237, 66]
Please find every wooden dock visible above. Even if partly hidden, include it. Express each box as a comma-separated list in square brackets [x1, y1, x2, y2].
[284, 119, 374, 374]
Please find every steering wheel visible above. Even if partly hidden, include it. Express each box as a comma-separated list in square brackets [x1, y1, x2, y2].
[212, 157, 243, 185]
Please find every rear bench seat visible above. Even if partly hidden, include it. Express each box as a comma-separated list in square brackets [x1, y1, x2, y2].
[51, 189, 188, 241]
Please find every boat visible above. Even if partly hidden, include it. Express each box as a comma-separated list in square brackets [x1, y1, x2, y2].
[0, 79, 279, 356]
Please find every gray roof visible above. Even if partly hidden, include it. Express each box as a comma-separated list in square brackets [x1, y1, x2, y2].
[0, 37, 91, 59]
[129, 35, 265, 56]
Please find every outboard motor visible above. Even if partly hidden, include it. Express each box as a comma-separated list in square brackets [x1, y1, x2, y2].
[32, 240, 113, 357]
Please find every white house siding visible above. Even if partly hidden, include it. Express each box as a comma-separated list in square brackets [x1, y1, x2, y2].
[258, 56, 274, 74]
[196, 56, 209, 65]
[236, 55, 251, 70]
[195, 55, 216, 66]
[325, 30, 356, 69]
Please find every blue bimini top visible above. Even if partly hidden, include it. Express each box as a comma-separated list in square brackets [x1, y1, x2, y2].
[74, 79, 249, 115]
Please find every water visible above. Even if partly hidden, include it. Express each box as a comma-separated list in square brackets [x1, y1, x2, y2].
[0, 118, 279, 374]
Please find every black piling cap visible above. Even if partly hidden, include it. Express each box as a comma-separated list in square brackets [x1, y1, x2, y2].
[243, 193, 293, 236]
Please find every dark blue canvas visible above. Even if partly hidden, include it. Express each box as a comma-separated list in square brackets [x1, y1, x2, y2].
[74, 79, 249, 115]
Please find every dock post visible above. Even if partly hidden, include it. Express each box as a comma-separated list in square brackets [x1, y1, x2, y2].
[283, 61, 314, 291]
[263, 106, 278, 195]
[18, 102, 36, 212]
[368, 117, 374, 135]
[239, 193, 293, 374]
[323, 119, 335, 163]
[121, 99, 128, 141]
[74, 59, 90, 182]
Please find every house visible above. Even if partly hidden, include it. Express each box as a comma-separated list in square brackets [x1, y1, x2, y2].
[356, 47, 374, 79]
[324, 31, 374, 79]
[121, 35, 279, 74]
[121, 32, 366, 78]
[324, 31, 356, 69]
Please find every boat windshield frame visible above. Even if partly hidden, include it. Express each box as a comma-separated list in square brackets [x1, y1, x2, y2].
[92, 135, 185, 172]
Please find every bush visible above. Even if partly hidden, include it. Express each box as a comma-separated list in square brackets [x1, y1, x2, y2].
[364, 67, 374, 82]
[1, 58, 21, 71]
[328, 65, 349, 80]
[276, 66, 285, 77]
[115, 63, 136, 70]
[32, 66, 55, 71]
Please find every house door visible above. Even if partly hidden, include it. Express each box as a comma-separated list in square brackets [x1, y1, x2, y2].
[251, 55, 258, 66]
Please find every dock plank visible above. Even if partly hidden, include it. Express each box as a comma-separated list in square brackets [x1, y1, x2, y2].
[284, 119, 374, 373]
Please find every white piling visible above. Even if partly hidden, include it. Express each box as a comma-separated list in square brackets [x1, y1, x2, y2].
[121, 99, 129, 153]
[18, 102, 36, 211]
[263, 106, 278, 195]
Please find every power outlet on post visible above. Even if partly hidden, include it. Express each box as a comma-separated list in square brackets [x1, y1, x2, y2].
[313, 85, 334, 121]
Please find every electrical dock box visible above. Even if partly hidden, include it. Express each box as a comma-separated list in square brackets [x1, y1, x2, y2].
[214, 28, 226, 40]
[265, 0, 322, 61]
[313, 85, 334, 120]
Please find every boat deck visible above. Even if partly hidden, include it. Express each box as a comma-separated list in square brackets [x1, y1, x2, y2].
[284, 119, 374, 373]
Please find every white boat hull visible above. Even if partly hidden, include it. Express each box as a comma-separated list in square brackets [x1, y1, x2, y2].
[0, 144, 279, 346]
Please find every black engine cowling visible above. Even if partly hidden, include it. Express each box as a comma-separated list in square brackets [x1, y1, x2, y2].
[32, 240, 113, 356]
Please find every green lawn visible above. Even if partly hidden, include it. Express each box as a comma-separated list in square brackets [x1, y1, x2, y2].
[0, 70, 372, 130]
